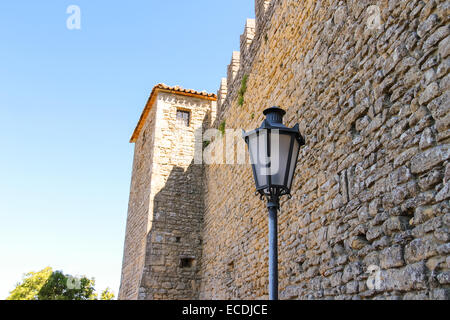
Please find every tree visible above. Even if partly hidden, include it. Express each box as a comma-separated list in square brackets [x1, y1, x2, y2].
[37, 270, 96, 300]
[7, 267, 53, 300]
[7, 267, 113, 300]
[100, 287, 115, 300]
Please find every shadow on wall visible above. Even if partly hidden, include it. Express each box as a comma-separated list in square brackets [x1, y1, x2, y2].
[137, 112, 215, 300]
[139, 162, 206, 300]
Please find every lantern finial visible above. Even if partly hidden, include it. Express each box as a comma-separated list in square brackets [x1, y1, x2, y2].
[263, 107, 286, 126]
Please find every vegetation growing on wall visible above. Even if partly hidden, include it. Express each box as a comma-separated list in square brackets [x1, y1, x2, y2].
[238, 74, 249, 107]
[218, 120, 226, 137]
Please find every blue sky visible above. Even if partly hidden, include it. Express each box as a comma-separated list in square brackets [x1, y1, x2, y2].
[0, 0, 254, 298]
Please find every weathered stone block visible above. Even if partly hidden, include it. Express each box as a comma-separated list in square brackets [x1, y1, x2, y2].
[436, 182, 450, 202]
[419, 82, 440, 105]
[423, 26, 450, 50]
[405, 238, 438, 263]
[431, 288, 450, 300]
[381, 262, 428, 291]
[380, 245, 405, 269]
[383, 216, 411, 236]
[410, 145, 450, 174]
[438, 35, 450, 58]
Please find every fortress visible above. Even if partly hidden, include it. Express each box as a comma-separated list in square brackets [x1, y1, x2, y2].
[119, 0, 450, 300]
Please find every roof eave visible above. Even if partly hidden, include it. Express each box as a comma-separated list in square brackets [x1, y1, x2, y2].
[129, 85, 217, 143]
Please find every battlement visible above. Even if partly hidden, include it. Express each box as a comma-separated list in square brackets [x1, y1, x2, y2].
[216, 1, 278, 122]
[226, 51, 241, 97]
[217, 78, 227, 109]
[240, 19, 256, 64]
[255, 0, 272, 34]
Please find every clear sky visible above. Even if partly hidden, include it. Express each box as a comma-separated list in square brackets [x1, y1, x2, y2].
[0, 0, 254, 299]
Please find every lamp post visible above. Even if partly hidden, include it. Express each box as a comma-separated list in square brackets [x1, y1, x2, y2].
[243, 107, 305, 300]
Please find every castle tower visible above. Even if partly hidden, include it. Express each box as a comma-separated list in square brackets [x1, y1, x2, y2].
[119, 84, 217, 300]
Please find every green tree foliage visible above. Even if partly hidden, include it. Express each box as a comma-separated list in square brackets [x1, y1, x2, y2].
[37, 270, 96, 300]
[100, 287, 115, 300]
[7, 267, 114, 300]
[7, 267, 53, 300]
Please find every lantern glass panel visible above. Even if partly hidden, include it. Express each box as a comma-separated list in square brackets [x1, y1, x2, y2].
[287, 138, 300, 189]
[248, 132, 268, 189]
[270, 131, 291, 187]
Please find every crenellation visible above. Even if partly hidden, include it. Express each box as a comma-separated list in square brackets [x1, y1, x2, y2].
[226, 51, 241, 96]
[217, 78, 228, 112]
[215, 2, 278, 125]
[255, 0, 272, 35]
[240, 19, 256, 65]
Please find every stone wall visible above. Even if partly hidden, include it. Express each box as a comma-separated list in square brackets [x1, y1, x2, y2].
[119, 90, 216, 299]
[119, 102, 157, 300]
[199, 0, 450, 300]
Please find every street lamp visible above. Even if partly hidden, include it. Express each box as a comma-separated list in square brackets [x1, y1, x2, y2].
[242, 106, 305, 300]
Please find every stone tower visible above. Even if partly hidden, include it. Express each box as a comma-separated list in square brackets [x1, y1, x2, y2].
[119, 84, 217, 300]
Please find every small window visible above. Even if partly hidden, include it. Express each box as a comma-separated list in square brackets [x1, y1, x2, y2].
[176, 109, 190, 127]
[180, 257, 194, 268]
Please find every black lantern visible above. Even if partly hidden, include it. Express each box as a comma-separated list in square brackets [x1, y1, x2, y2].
[242, 106, 305, 300]
[243, 106, 304, 202]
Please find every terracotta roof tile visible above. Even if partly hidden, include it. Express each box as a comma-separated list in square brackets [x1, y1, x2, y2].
[154, 83, 216, 98]
[130, 84, 217, 143]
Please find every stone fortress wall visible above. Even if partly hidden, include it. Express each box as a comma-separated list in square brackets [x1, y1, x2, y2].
[120, 0, 450, 300]
[200, 0, 449, 299]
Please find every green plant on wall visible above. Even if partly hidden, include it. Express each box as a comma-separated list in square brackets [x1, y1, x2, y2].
[218, 120, 226, 137]
[238, 74, 249, 107]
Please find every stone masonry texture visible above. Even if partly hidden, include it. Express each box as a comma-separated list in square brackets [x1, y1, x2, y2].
[120, 0, 450, 300]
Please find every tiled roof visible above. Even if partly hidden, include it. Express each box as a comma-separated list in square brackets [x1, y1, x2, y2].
[130, 84, 217, 143]
[154, 83, 217, 99]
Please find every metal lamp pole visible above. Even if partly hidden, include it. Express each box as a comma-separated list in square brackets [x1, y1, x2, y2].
[267, 199, 279, 300]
